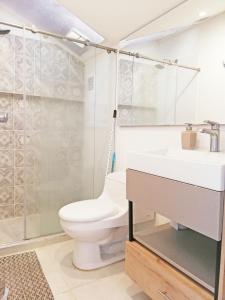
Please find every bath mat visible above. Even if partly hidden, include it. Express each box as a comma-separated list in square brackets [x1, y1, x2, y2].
[0, 251, 54, 300]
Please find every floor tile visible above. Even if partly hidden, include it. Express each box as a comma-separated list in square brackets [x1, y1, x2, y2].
[53, 291, 76, 300]
[35, 240, 150, 300]
[71, 272, 150, 300]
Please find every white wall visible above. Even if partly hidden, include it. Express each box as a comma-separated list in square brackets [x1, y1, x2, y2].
[196, 12, 225, 122]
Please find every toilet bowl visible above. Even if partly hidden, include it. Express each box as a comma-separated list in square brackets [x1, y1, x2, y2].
[59, 172, 152, 270]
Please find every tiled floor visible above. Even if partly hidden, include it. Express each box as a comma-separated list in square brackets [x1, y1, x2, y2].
[35, 240, 150, 300]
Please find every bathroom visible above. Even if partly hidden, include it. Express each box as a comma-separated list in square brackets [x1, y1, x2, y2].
[0, 0, 225, 299]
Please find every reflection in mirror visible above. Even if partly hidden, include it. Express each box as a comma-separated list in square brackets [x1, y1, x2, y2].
[118, 10, 225, 126]
[118, 57, 178, 125]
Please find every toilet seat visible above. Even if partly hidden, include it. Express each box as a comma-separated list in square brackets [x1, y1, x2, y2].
[59, 199, 118, 223]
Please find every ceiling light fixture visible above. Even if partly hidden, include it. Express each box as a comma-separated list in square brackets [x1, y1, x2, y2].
[199, 11, 208, 18]
[66, 28, 89, 48]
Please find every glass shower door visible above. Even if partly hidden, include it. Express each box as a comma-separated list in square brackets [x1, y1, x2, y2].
[24, 32, 87, 237]
[24, 34, 116, 238]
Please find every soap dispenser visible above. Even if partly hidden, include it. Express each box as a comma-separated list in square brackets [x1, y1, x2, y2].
[181, 123, 197, 150]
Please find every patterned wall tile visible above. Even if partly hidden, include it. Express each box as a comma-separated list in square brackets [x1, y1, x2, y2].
[0, 187, 13, 205]
[15, 150, 24, 167]
[15, 150, 36, 168]
[0, 94, 13, 111]
[15, 203, 24, 217]
[0, 205, 14, 219]
[0, 112, 13, 130]
[25, 150, 36, 167]
[14, 113, 25, 130]
[0, 34, 84, 221]
[15, 55, 24, 94]
[15, 168, 24, 185]
[0, 150, 13, 168]
[14, 131, 25, 149]
[0, 132, 13, 149]
[14, 185, 24, 204]
[0, 72, 14, 93]
[13, 94, 25, 111]
[0, 168, 13, 187]
[15, 168, 35, 186]
[15, 36, 23, 56]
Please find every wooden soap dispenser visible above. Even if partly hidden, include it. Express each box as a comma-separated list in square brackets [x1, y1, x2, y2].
[181, 123, 197, 150]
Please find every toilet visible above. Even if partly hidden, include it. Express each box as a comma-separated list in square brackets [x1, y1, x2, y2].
[59, 172, 152, 270]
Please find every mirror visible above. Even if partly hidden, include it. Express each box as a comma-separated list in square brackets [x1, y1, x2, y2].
[118, 10, 225, 126]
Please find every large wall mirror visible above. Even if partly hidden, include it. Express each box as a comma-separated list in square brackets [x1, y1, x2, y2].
[118, 8, 225, 126]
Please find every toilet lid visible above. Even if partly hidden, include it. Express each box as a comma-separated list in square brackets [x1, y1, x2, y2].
[59, 199, 118, 222]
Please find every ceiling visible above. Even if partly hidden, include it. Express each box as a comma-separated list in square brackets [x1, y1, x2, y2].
[126, 0, 225, 43]
[1, 0, 225, 50]
[58, 0, 186, 45]
[58, 0, 225, 46]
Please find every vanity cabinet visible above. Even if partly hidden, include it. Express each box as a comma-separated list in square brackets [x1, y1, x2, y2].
[125, 169, 225, 300]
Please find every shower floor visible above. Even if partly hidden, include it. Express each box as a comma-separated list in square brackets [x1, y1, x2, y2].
[0, 215, 40, 245]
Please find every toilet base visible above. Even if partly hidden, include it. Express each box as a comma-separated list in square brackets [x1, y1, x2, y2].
[72, 240, 125, 270]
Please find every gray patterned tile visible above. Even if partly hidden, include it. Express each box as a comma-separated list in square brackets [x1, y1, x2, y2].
[0, 150, 13, 168]
[0, 94, 13, 111]
[13, 94, 25, 111]
[15, 150, 24, 167]
[14, 185, 24, 204]
[0, 112, 12, 130]
[0, 132, 13, 149]
[14, 113, 25, 130]
[0, 187, 13, 205]
[0, 205, 14, 219]
[0, 168, 13, 187]
[14, 131, 25, 149]
[15, 203, 24, 217]
[15, 168, 24, 185]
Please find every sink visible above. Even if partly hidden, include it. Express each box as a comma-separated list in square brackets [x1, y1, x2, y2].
[128, 148, 225, 191]
[127, 147, 225, 240]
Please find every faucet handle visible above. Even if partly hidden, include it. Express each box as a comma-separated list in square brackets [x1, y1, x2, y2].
[203, 120, 220, 129]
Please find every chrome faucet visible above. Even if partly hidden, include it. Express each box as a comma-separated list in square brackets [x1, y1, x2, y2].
[200, 120, 220, 152]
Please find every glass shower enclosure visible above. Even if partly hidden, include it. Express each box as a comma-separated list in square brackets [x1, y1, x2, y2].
[0, 24, 115, 245]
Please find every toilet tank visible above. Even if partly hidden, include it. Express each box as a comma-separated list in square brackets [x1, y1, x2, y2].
[102, 172, 126, 208]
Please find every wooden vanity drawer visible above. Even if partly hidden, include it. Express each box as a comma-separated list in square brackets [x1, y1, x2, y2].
[125, 241, 214, 300]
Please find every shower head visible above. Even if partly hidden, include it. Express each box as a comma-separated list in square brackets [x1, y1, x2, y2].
[154, 63, 165, 70]
[154, 59, 178, 70]
[0, 29, 10, 35]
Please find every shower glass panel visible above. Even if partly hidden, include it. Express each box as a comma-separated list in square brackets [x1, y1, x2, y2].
[23, 33, 116, 238]
[91, 48, 117, 195]
[24, 31, 87, 238]
[0, 24, 26, 244]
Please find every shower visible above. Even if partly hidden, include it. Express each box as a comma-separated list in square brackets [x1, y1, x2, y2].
[155, 59, 178, 70]
[155, 63, 165, 70]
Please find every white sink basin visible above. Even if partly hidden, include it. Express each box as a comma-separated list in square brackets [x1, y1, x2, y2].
[128, 148, 225, 191]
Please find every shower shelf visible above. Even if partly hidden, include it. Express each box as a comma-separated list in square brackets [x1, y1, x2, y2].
[118, 104, 156, 110]
[0, 90, 84, 103]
